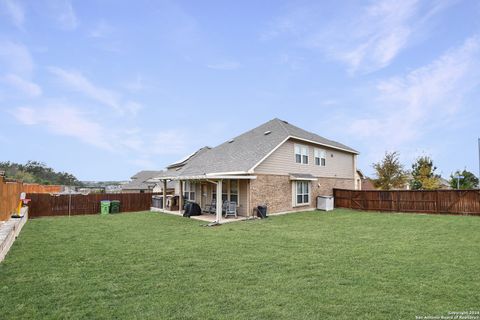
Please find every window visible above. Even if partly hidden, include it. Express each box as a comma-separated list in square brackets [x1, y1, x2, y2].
[295, 144, 309, 164]
[230, 180, 238, 203]
[183, 181, 195, 201]
[222, 180, 228, 202]
[314, 148, 326, 166]
[212, 180, 239, 205]
[295, 181, 310, 205]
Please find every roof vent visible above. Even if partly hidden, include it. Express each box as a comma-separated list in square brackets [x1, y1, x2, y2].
[228, 139, 234, 143]
[264, 131, 271, 135]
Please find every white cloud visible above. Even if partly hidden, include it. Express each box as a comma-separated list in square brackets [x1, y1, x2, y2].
[11, 104, 186, 163]
[48, 0, 78, 30]
[150, 131, 188, 155]
[1, 0, 25, 28]
[265, 0, 455, 74]
[350, 35, 480, 149]
[48, 67, 120, 110]
[333, 0, 419, 73]
[48, 66, 142, 115]
[0, 41, 34, 77]
[207, 61, 241, 70]
[13, 105, 113, 150]
[2, 74, 42, 97]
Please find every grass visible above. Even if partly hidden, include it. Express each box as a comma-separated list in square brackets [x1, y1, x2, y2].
[0, 209, 479, 319]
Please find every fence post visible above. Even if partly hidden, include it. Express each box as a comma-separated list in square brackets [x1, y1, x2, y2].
[349, 190, 352, 209]
[361, 190, 366, 210]
[436, 190, 439, 213]
[333, 189, 336, 208]
[396, 191, 400, 212]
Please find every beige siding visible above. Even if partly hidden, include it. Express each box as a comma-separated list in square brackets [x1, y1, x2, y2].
[254, 138, 355, 179]
[238, 179, 248, 216]
[194, 183, 201, 204]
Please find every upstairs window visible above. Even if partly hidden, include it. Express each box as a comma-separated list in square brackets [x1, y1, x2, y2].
[295, 144, 309, 164]
[314, 148, 326, 166]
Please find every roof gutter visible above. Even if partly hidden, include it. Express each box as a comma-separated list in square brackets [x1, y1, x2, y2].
[148, 174, 257, 181]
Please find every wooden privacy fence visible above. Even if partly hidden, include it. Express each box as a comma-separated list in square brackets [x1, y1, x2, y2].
[0, 176, 63, 221]
[0, 177, 22, 221]
[26, 193, 159, 218]
[333, 189, 480, 216]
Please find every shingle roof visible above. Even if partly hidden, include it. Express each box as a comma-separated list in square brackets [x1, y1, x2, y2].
[122, 170, 164, 190]
[289, 173, 317, 180]
[167, 146, 211, 169]
[170, 118, 357, 177]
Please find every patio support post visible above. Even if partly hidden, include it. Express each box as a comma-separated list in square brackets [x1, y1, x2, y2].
[179, 180, 183, 213]
[216, 179, 222, 222]
[162, 180, 167, 209]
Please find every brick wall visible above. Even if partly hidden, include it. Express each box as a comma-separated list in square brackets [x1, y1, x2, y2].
[250, 174, 292, 215]
[250, 174, 354, 214]
[313, 177, 355, 197]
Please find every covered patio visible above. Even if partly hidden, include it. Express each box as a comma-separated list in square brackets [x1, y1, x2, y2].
[150, 174, 256, 224]
[150, 207, 250, 224]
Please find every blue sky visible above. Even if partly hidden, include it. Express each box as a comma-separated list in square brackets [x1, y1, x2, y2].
[0, 0, 479, 181]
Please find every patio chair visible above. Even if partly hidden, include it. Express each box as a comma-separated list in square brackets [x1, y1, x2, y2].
[224, 201, 237, 219]
[204, 199, 216, 214]
[221, 200, 229, 214]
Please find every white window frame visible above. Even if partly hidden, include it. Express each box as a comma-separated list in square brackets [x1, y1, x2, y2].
[294, 144, 309, 164]
[183, 181, 196, 201]
[212, 179, 240, 206]
[229, 179, 239, 204]
[293, 181, 310, 206]
[314, 148, 326, 167]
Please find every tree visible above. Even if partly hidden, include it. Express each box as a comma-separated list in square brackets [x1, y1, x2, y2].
[0, 161, 84, 186]
[372, 151, 408, 190]
[410, 156, 440, 190]
[449, 169, 479, 189]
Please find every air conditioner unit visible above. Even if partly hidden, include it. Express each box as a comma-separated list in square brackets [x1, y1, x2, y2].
[317, 196, 334, 211]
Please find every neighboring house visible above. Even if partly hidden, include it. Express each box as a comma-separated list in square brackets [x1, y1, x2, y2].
[354, 169, 364, 190]
[438, 177, 451, 190]
[354, 170, 377, 190]
[150, 118, 358, 220]
[361, 178, 376, 190]
[122, 170, 167, 193]
[402, 174, 451, 190]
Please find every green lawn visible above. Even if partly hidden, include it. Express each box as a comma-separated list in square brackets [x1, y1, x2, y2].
[0, 210, 479, 319]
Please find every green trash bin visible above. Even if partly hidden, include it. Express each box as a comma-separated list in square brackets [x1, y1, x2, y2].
[110, 200, 120, 213]
[100, 201, 111, 214]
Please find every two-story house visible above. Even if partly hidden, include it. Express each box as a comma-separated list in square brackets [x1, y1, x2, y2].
[150, 118, 358, 222]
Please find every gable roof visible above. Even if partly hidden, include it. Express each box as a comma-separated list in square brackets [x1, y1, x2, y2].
[167, 146, 211, 169]
[122, 170, 164, 190]
[161, 118, 357, 178]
